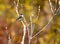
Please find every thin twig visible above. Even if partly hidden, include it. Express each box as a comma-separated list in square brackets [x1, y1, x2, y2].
[14, 0, 19, 16]
[30, 16, 33, 37]
[37, 5, 40, 18]
[28, 16, 33, 44]
[56, 6, 60, 13]
[49, 0, 54, 14]
[31, 6, 60, 39]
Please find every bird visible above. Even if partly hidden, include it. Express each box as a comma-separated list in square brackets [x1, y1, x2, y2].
[16, 14, 24, 21]
[9, 13, 27, 44]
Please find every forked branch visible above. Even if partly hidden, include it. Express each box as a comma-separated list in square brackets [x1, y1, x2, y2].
[31, 0, 60, 39]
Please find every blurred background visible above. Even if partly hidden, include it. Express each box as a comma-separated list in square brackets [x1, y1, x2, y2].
[0, 0, 60, 44]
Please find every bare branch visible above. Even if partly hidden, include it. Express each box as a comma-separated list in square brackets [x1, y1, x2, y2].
[21, 21, 26, 44]
[56, 6, 60, 13]
[37, 5, 40, 18]
[28, 16, 33, 44]
[14, 0, 19, 16]
[30, 16, 33, 37]
[48, 0, 54, 14]
[31, 12, 58, 39]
